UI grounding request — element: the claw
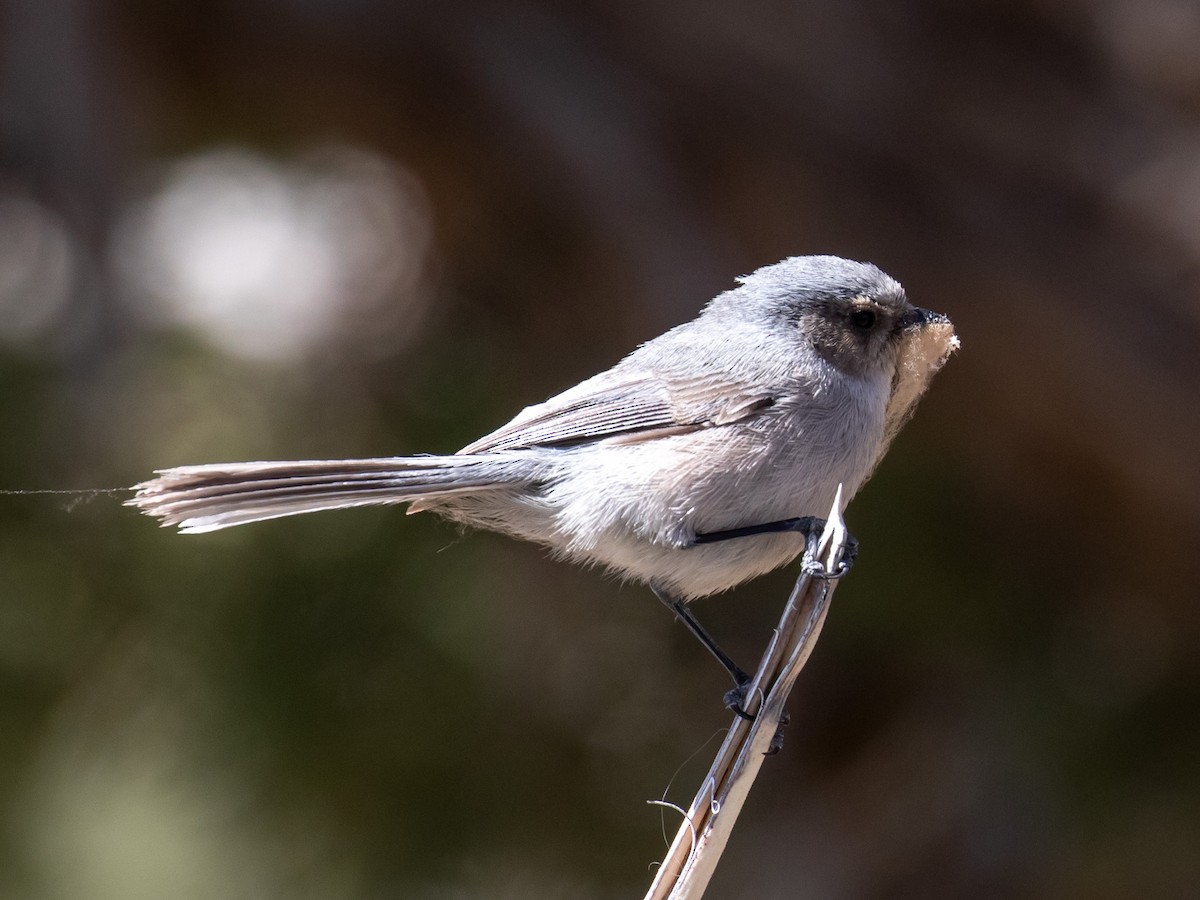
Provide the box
[766,711,791,755]
[723,682,756,721]
[698,515,858,579]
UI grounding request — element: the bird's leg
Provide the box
[664,516,858,724]
[692,515,859,579]
[651,584,755,720]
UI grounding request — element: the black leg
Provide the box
[651,584,755,720]
[693,515,859,579]
[692,515,823,545]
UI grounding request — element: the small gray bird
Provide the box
[130,255,957,690]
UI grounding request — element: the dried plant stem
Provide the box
[644,487,849,900]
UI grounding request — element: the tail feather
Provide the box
[128,456,513,533]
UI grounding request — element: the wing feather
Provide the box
[459,370,773,454]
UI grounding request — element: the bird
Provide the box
[129,255,958,694]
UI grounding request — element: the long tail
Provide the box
[127,455,517,533]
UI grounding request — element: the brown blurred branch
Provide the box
[645,488,848,900]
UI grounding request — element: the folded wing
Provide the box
[460,370,774,454]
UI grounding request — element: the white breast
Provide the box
[543,371,890,598]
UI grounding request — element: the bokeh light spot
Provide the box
[113,145,433,361]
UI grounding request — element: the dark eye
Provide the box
[850,309,876,330]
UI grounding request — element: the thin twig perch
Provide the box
[645,486,849,900]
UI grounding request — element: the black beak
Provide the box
[901,307,949,330]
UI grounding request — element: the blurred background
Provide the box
[1,1,1198,897]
